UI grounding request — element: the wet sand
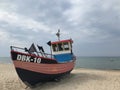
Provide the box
[0,64,120,90]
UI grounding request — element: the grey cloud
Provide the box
[13,0,70,20]
[0,0,120,56]
[65,0,120,41]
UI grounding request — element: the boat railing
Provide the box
[10,46,54,59]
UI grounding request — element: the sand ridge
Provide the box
[0,64,120,90]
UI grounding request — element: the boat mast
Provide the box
[56,29,60,41]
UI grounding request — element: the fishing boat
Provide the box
[10,30,76,86]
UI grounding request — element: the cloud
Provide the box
[63,0,120,41]
[0,10,51,33]
[0,0,120,56]
[0,0,70,45]
[0,28,27,47]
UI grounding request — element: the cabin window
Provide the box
[63,42,69,50]
[58,43,63,51]
[52,44,58,52]
[52,42,71,52]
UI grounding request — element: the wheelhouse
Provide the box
[51,39,74,62]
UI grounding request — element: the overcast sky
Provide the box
[0,0,120,57]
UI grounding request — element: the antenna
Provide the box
[56,29,60,41]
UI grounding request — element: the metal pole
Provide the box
[56,29,60,41]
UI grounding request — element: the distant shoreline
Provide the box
[0,57,120,70]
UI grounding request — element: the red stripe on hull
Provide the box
[13,61,75,74]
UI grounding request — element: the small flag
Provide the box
[28,43,37,53]
[37,45,44,52]
[47,41,51,46]
[24,47,28,52]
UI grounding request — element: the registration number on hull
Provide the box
[17,54,41,63]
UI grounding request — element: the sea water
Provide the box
[0,57,120,69]
[76,57,120,69]
[0,57,12,64]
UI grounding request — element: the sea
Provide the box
[0,57,120,70]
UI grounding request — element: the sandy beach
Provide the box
[0,63,120,90]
